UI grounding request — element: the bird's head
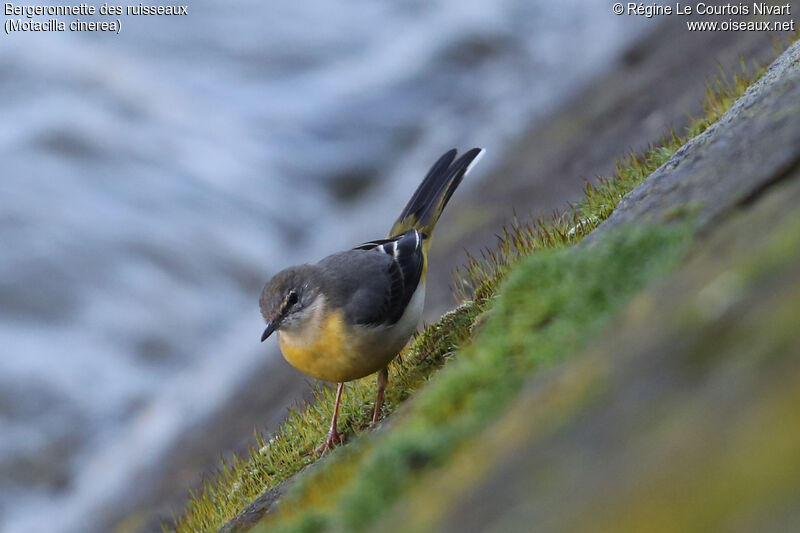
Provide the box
[259,265,320,342]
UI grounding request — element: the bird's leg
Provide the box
[311,382,345,456]
[372,367,388,424]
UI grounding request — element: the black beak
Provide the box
[261,321,276,342]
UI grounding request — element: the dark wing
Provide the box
[344,229,424,325]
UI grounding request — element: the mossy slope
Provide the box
[171,33,800,533]
[400,161,800,533]
[261,224,693,533]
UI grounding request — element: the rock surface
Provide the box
[217,481,289,533]
[585,41,800,241]
[379,42,800,533]
[427,15,796,313]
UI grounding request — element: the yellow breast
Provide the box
[277,308,393,382]
[276,287,423,383]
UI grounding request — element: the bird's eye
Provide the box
[287,291,298,306]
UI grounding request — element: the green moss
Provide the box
[663,201,704,222]
[378,191,800,533]
[556,192,800,533]
[169,33,798,533]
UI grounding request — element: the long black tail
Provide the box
[389,148,484,242]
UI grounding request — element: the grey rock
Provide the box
[584,41,800,244]
[389,41,800,533]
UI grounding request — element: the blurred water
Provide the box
[0,1,648,530]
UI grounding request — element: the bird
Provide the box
[259,147,485,455]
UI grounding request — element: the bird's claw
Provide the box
[308,428,345,457]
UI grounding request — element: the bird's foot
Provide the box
[308,428,345,457]
[371,406,382,426]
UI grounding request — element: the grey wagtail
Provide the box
[259,147,484,455]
